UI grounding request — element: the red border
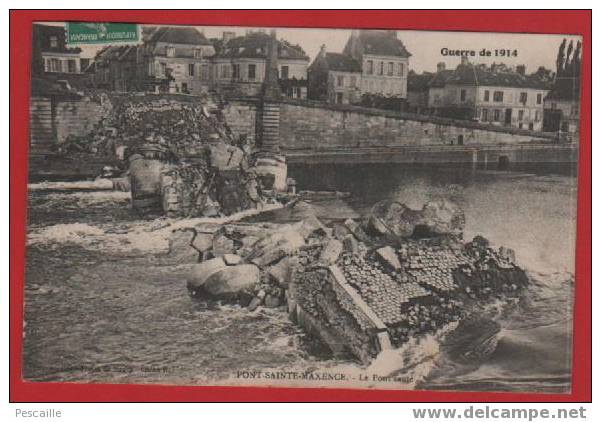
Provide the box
[10,9,592,402]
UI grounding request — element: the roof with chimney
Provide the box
[352,30,412,58]
[146,26,212,46]
[444,64,552,90]
[323,52,362,73]
[214,31,309,60]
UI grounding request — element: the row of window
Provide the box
[480,108,541,122]
[44,57,78,73]
[165,46,204,59]
[365,60,405,77]
[482,89,543,105]
[335,74,359,88]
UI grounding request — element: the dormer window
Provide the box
[166,46,175,57]
[49,35,58,48]
[193,48,203,59]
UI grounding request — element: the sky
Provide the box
[45,22,582,74]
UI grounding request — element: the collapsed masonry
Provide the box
[181,198,528,364]
[61,92,287,217]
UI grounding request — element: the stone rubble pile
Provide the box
[61,92,285,217]
[179,198,529,362]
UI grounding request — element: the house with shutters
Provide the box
[308,46,362,104]
[32,24,84,76]
[211,30,310,98]
[430,58,551,131]
[137,26,215,94]
[342,30,411,100]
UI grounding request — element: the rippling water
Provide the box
[23,164,577,393]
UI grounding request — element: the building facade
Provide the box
[211,30,309,98]
[137,26,215,94]
[32,24,83,77]
[342,30,411,99]
[429,60,551,131]
[308,47,362,104]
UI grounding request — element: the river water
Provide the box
[23,164,577,393]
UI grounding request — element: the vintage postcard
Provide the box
[23,20,581,394]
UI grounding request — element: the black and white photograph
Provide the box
[24,21,581,393]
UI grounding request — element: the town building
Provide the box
[92,45,139,91]
[32,24,84,76]
[342,30,411,100]
[428,58,551,131]
[406,70,434,113]
[136,26,216,94]
[308,46,362,104]
[211,30,309,98]
[543,39,581,141]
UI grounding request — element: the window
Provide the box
[493,91,504,102]
[159,62,167,76]
[460,89,467,102]
[67,59,77,73]
[49,35,58,48]
[221,64,230,79]
[350,75,357,87]
[519,92,527,104]
[337,75,344,87]
[201,64,210,80]
[166,46,176,57]
[50,58,61,73]
[181,82,188,93]
[537,93,543,104]
[188,63,195,77]
[493,109,501,121]
[248,64,256,80]
[484,90,490,102]
[336,92,343,104]
[398,63,404,77]
[518,110,524,121]
[232,64,240,80]
[366,60,373,75]
[481,108,488,121]
[194,48,203,59]
[457,135,464,145]
[388,62,394,76]
[281,65,289,79]
[379,61,384,75]
[535,110,541,122]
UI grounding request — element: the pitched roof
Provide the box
[357,30,411,58]
[324,52,362,72]
[147,26,211,46]
[445,64,552,89]
[407,72,434,92]
[427,69,453,88]
[546,77,580,101]
[215,32,309,60]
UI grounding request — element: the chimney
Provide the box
[437,62,446,72]
[222,31,235,44]
[319,44,327,57]
[516,64,526,75]
[347,30,360,60]
[460,55,469,66]
[490,62,498,73]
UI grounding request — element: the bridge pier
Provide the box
[254,29,288,191]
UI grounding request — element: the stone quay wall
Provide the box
[277,99,556,151]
